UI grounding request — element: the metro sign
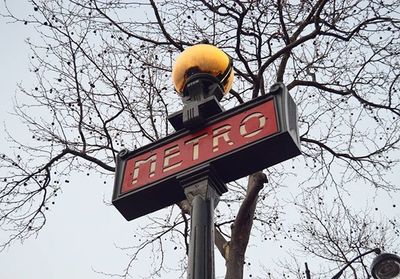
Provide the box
[113,86,301,220]
[122,100,277,194]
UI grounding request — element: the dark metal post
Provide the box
[305,262,311,279]
[186,190,214,279]
[178,165,227,279]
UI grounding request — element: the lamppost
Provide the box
[371,252,400,279]
[112,43,301,279]
[170,44,234,278]
[326,248,400,279]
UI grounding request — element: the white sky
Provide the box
[0,2,399,279]
[0,3,225,278]
[0,3,135,279]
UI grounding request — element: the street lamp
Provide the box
[112,42,301,279]
[169,44,234,130]
[371,252,400,279]
[329,248,400,279]
[170,43,234,279]
[172,43,234,95]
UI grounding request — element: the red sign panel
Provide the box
[121,99,278,195]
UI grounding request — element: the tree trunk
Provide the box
[224,172,267,279]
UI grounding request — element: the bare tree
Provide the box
[273,191,400,279]
[1,0,399,278]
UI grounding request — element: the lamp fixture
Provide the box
[371,252,400,279]
[169,44,234,130]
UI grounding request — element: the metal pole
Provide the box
[178,165,227,279]
[305,262,311,279]
[187,191,215,279]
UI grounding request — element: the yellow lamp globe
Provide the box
[172,44,234,95]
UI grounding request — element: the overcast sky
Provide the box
[0,11,172,274]
[0,3,136,278]
[0,3,229,278]
[1,2,399,279]
[0,4,282,278]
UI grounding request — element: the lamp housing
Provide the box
[169,44,234,130]
[371,253,400,279]
[172,44,234,95]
